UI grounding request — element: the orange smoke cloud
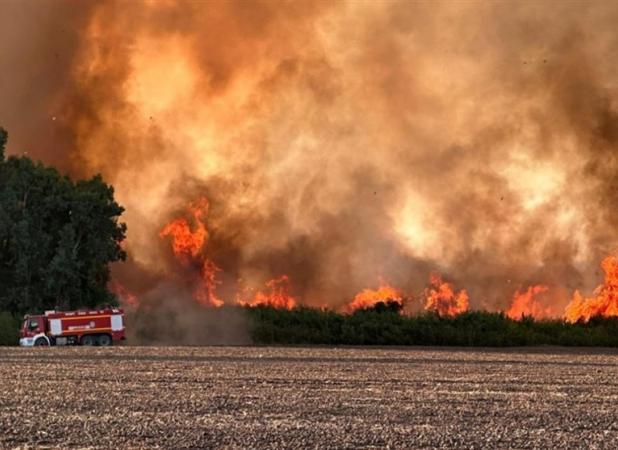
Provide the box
[423,274,469,317]
[3,2,618,315]
[565,255,618,323]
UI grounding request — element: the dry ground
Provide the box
[1,346,618,449]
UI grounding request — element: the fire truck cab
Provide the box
[19,308,125,346]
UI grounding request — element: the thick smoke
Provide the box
[126,284,250,345]
[1,0,618,316]
[0,0,95,166]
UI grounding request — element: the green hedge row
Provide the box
[247,303,618,347]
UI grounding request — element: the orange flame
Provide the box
[160,198,223,307]
[505,285,551,320]
[237,275,297,310]
[423,273,469,317]
[194,260,224,307]
[159,198,209,260]
[344,283,403,313]
[565,255,618,323]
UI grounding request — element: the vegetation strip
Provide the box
[247,304,618,347]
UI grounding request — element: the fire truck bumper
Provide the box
[19,337,34,347]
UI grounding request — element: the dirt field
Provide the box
[1,347,618,449]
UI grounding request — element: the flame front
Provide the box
[154,196,618,324]
[423,274,469,317]
[506,285,551,320]
[564,256,618,323]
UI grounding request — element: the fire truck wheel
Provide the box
[97,334,112,346]
[81,335,95,346]
[34,337,49,346]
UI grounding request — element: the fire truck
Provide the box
[19,308,126,346]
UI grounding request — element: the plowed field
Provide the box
[1,347,617,448]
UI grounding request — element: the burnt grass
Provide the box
[2,346,618,449]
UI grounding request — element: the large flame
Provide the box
[423,274,469,317]
[505,285,551,320]
[159,198,209,261]
[160,198,223,307]
[564,255,618,323]
[344,283,403,313]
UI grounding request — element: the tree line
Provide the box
[247,302,618,347]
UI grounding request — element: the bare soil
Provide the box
[1,346,617,449]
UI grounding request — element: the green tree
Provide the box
[0,127,126,315]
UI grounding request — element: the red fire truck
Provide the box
[19,308,126,346]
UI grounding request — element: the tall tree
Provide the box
[0,127,126,314]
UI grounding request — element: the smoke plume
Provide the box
[2,0,618,317]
